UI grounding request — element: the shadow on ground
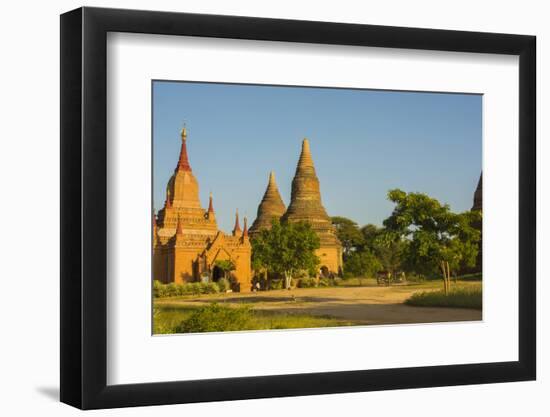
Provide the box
[36,386,59,401]
[217,295,342,304]
[268,302,481,325]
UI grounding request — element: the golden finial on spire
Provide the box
[181,122,187,141]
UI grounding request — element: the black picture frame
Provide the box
[60,6,536,410]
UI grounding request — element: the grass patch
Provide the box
[153,303,351,334]
[337,277,378,287]
[405,285,482,310]
[458,272,482,281]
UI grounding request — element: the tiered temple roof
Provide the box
[155,127,218,241]
[249,171,286,237]
[281,139,341,249]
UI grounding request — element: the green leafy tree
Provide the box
[344,250,382,277]
[384,189,481,294]
[331,216,364,259]
[251,219,321,289]
[372,231,407,282]
[360,224,383,252]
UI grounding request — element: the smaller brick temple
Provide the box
[249,171,286,238]
[153,127,252,291]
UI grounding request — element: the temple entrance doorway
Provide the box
[212,266,224,282]
[320,266,329,278]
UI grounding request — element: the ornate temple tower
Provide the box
[249,171,286,238]
[282,138,343,276]
[156,127,218,235]
[153,127,252,291]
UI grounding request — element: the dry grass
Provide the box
[405,284,482,310]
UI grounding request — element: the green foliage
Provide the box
[360,224,383,252]
[297,278,317,288]
[318,278,331,287]
[203,282,220,294]
[339,277,376,287]
[384,189,481,277]
[217,277,230,292]
[153,306,182,334]
[214,259,235,273]
[294,270,310,279]
[458,272,482,281]
[153,280,220,298]
[406,286,482,309]
[340,222,406,279]
[153,279,164,297]
[373,231,407,276]
[405,273,426,283]
[252,219,321,288]
[295,277,343,288]
[214,259,236,282]
[344,250,382,277]
[269,279,284,290]
[154,303,350,334]
[174,303,253,333]
[331,216,365,258]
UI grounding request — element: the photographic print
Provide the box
[152,81,482,335]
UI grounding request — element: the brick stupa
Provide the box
[281,138,343,276]
[249,171,286,238]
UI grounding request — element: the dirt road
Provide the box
[155,285,482,325]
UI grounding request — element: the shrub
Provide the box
[217,277,230,292]
[294,270,310,279]
[333,277,343,286]
[190,283,200,294]
[318,278,331,287]
[206,282,220,294]
[153,280,164,297]
[153,281,221,298]
[174,303,253,333]
[297,278,317,288]
[165,283,178,297]
[181,284,194,296]
[406,273,426,283]
[269,279,283,290]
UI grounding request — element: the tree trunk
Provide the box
[445,261,451,292]
[441,261,448,295]
[284,271,292,290]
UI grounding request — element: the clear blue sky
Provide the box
[153,81,482,233]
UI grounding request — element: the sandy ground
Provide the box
[155,285,482,325]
